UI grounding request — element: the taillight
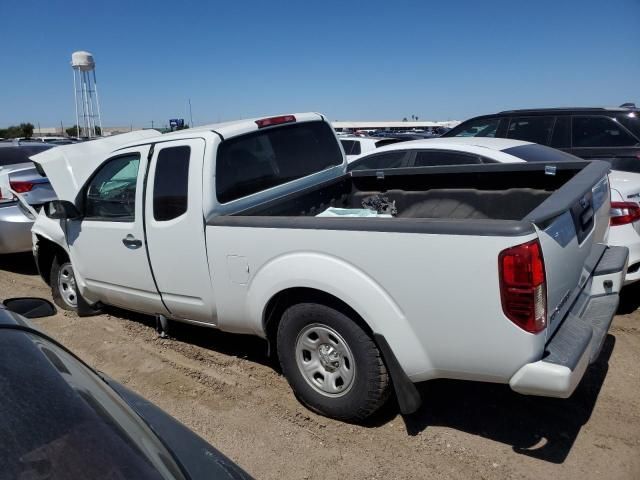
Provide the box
[255,115,296,128]
[499,240,547,333]
[610,201,640,226]
[9,180,35,193]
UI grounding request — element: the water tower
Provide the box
[71,51,103,138]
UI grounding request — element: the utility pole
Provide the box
[188,98,194,128]
[151,120,154,129]
[60,121,64,136]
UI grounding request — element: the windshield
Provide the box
[444,117,500,138]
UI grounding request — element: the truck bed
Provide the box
[231,162,591,224]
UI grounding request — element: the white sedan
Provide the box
[348,137,640,284]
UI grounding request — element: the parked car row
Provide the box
[19,112,625,425]
[348,136,640,284]
[0,142,57,254]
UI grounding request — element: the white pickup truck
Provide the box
[31,113,627,421]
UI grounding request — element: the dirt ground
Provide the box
[1,253,639,480]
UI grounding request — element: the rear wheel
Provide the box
[50,256,78,311]
[277,303,390,421]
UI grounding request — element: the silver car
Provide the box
[0,142,57,254]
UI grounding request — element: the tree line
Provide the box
[0,123,34,138]
[0,123,102,139]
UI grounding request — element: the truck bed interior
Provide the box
[237,165,582,221]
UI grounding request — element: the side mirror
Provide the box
[44,200,81,220]
[3,297,57,319]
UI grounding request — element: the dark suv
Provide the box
[443,105,640,172]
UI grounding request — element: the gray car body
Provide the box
[0,144,56,254]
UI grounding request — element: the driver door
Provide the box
[66,145,168,314]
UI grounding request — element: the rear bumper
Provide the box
[509,245,627,398]
[0,203,34,254]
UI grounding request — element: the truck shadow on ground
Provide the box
[105,305,613,465]
[105,306,273,368]
[0,253,38,276]
[617,282,640,314]
[398,335,615,464]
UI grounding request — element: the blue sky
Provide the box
[1,0,638,128]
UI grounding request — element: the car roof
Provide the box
[495,107,639,115]
[371,137,532,153]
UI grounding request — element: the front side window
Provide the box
[348,151,408,171]
[572,116,639,148]
[446,117,500,137]
[85,154,140,220]
[413,150,481,167]
[506,116,555,145]
[216,121,343,203]
[153,146,190,221]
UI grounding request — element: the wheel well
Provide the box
[35,236,68,286]
[263,287,373,356]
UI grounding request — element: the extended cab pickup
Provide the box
[31,113,627,421]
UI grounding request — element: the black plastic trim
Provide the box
[373,333,422,415]
[208,215,535,236]
[593,246,629,276]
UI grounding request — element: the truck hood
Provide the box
[29,130,160,203]
[609,169,640,203]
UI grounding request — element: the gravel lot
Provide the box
[1,252,639,479]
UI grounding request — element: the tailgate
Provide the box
[526,161,612,336]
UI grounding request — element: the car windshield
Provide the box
[445,118,500,137]
[0,145,52,167]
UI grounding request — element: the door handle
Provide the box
[122,235,142,249]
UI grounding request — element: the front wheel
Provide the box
[50,256,79,311]
[277,303,391,421]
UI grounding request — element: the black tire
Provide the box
[277,303,390,421]
[50,256,79,311]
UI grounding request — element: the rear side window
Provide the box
[348,151,408,171]
[615,113,640,140]
[413,150,481,167]
[216,121,343,203]
[502,144,580,162]
[506,116,554,145]
[340,140,361,156]
[572,116,639,147]
[447,118,500,137]
[153,146,190,221]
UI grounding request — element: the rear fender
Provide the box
[246,252,431,378]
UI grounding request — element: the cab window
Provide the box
[153,146,190,221]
